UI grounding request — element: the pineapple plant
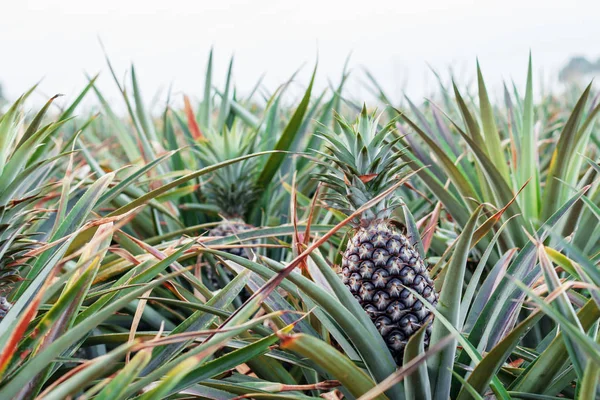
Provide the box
[196,121,260,259]
[318,106,439,363]
[3,52,600,400]
[193,121,262,295]
[0,91,67,319]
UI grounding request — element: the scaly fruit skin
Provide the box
[208,220,257,259]
[342,222,438,363]
[207,220,257,299]
[0,296,11,320]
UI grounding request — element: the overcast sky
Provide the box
[2,0,600,111]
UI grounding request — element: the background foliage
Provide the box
[0,51,599,399]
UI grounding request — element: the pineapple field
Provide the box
[1,50,600,400]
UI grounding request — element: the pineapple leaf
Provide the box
[403,321,432,400]
[255,64,316,193]
[280,333,387,400]
[428,205,481,399]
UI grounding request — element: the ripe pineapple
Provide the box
[318,106,439,363]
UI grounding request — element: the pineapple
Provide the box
[196,121,259,259]
[0,202,38,320]
[0,92,62,318]
[318,106,438,363]
[0,296,12,319]
[195,122,260,294]
[208,219,255,258]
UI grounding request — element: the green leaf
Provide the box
[512,280,600,368]
[75,240,196,325]
[308,249,379,333]
[0,268,190,399]
[477,60,510,183]
[461,187,586,364]
[68,151,277,251]
[110,152,276,217]
[428,206,481,400]
[396,108,480,209]
[578,322,600,399]
[198,249,401,397]
[541,84,592,220]
[403,322,432,400]
[137,313,284,400]
[255,64,316,191]
[510,301,600,393]
[457,311,542,399]
[449,119,527,246]
[402,202,425,259]
[8,172,114,310]
[90,81,141,162]
[200,47,213,129]
[453,371,485,400]
[160,333,296,397]
[38,342,138,400]
[0,119,70,200]
[94,348,152,400]
[131,65,160,145]
[16,94,62,149]
[142,270,250,374]
[518,54,540,220]
[460,218,515,327]
[0,87,37,174]
[538,245,587,377]
[408,288,510,400]
[280,333,388,400]
[216,57,234,133]
[396,150,473,240]
[59,74,99,121]
[96,151,175,207]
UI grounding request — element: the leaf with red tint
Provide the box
[184,95,204,141]
[290,174,309,275]
[421,202,442,254]
[359,173,378,183]
[0,267,55,375]
[509,358,525,368]
[162,280,188,302]
[472,179,529,247]
[303,184,320,248]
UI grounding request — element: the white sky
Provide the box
[2,0,600,111]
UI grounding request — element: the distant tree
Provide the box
[559,56,600,82]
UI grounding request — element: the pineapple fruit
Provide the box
[208,219,255,258]
[319,106,438,363]
[0,296,11,319]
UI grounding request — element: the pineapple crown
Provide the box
[316,105,407,227]
[195,121,260,219]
